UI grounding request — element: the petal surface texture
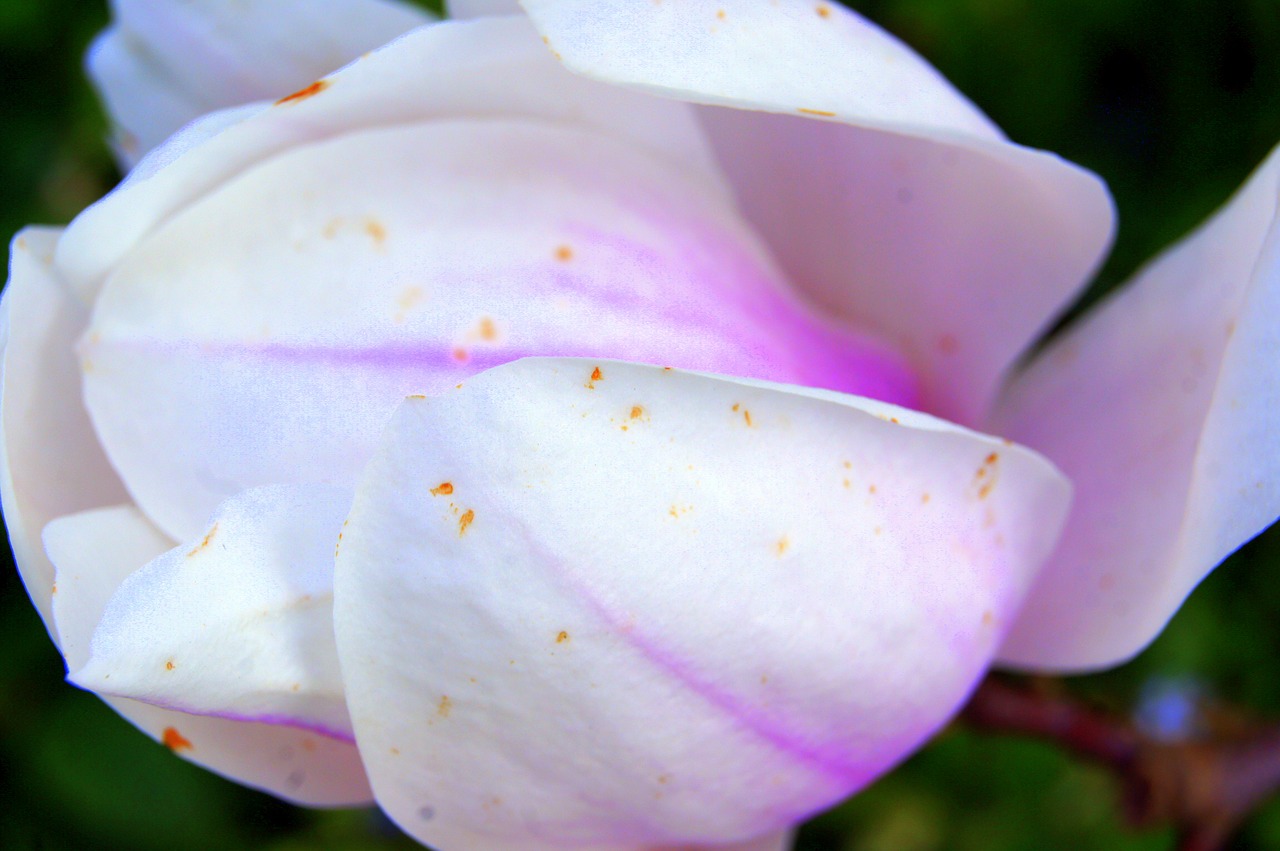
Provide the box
[68,485,354,740]
[82,118,915,542]
[334,358,1071,850]
[58,16,728,300]
[520,0,1115,424]
[89,0,432,165]
[993,145,1280,670]
[0,229,128,634]
[45,503,372,805]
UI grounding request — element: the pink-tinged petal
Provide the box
[89,0,432,166]
[45,503,372,805]
[58,16,726,302]
[83,119,916,542]
[67,485,354,741]
[992,145,1280,671]
[520,0,1115,424]
[0,228,128,635]
[447,0,522,18]
[334,359,1070,850]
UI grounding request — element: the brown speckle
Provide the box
[431,482,454,496]
[798,107,837,117]
[716,8,726,19]
[276,79,329,105]
[586,365,603,388]
[974,452,1000,500]
[162,727,193,752]
[981,611,995,626]
[452,347,469,362]
[50,581,57,596]
[364,218,387,246]
[556,630,570,644]
[437,696,452,718]
[477,316,498,341]
[775,535,790,556]
[164,659,175,671]
[458,509,475,536]
[555,244,574,262]
[816,3,832,17]
[743,409,753,427]
[921,493,931,504]
[187,523,219,557]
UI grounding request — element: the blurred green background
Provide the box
[1,0,1279,849]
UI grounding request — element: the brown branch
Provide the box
[960,676,1280,850]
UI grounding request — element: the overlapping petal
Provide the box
[82,118,914,542]
[334,358,1070,850]
[58,16,727,302]
[992,146,1280,670]
[45,502,372,805]
[89,0,432,166]
[68,485,353,740]
[520,0,1115,424]
[0,229,128,633]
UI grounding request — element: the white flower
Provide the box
[3,2,1276,849]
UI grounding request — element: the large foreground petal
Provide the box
[993,145,1280,670]
[334,359,1070,850]
[520,0,1114,424]
[89,0,432,165]
[68,485,354,741]
[0,229,128,634]
[45,504,371,805]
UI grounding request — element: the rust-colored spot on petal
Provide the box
[452,347,469,363]
[816,3,832,17]
[437,695,452,717]
[50,581,57,595]
[775,535,789,556]
[982,610,995,626]
[458,509,475,536]
[798,107,837,117]
[162,727,193,752]
[743,409,753,427]
[364,218,387,245]
[164,659,175,671]
[591,366,603,382]
[630,405,645,420]
[431,482,454,497]
[477,316,498,341]
[187,522,219,557]
[921,493,931,504]
[555,244,574,262]
[556,630,569,644]
[716,8,726,19]
[974,452,1000,500]
[276,79,329,105]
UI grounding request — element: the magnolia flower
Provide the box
[3,1,1277,849]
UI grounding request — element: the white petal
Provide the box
[448,0,522,18]
[45,503,371,805]
[334,358,1070,850]
[68,485,353,740]
[59,16,725,301]
[0,229,128,635]
[993,144,1280,671]
[83,118,914,542]
[90,0,432,166]
[520,0,1115,424]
